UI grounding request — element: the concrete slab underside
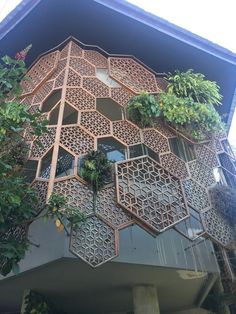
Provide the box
[0,258,216,314]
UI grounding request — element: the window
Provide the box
[39,149,53,179]
[96,69,120,87]
[48,104,59,125]
[98,137,126,162]
[129,144,159,162]
[21,160,38,183]
[175,207,204,240]
[169,137,195,162]
[41,90,61,112]
[55,147,74,178]
[62,103,78,125]
[96,98,123,121]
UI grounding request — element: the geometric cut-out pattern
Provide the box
[115,156,188,233]
[70,215,118,267]
[108,57,158,94]
[201,208,234,247]
[22,38,236,271]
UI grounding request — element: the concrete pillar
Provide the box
[20,289,30,313]
[133,285,160,314]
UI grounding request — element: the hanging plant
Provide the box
[126,92,161,128]
[160,69,224,141]
[79,150,112,211]
[126,70,224,141]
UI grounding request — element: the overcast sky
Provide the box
[1,0,236,144]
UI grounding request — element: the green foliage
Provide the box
[23,290,66,314]
[79,150,112,193]
[0,176,39,276]
[79,150,112,210]
[0,51,49,276]
[126,70,224,141]
[127,92,161,127]
[160,70,224,140]
[166,69,222,105]
[45,193,86,234]
[160,92,224,141]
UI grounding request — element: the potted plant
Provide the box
[126,91,161,128]
[79,150,112,211]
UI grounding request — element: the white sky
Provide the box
[1,0,236,145]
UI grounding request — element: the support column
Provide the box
[20,289,30,313]
[133,285,160,314]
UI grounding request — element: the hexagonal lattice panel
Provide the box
[48,59,67,80]
[60,126,95,155]
[0,225,28,274]
[206,138,223,153]
[80,111,111,136]
[70,42,83,57]
[108,57,158,93]
[83,77,110,98]
[219,153,236,175]
[110,87,134,107]
[160,152,189,180]
[96,187,133,229]
[69,57,95,76]
[33,81,54,104]
[53,177,94,215]
[21,51,59,95]
[115,156,188,232]
[84,50,108,68]
[143,129,170,154]
[54,70,65,89]
[194,144,218,168]
[31,180,49,212]
[30,127,56,158]
[183,179,210,211]
[112,120,141,146]
[201,208,235,247]
[153,121,177,139]
[65,87,96,110]
[188,160,215,188]
[22,40,236,261]
[66,68,81,87]
[70,215,118,267]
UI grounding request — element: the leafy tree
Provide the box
[0,47,85,276]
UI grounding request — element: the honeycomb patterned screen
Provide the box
[18,40,236,267]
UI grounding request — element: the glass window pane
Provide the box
[96,98,123,121]
[21,160,38,183]
[62,103,78,125]
[48,104,59,125]
[39,148,53,179]
[41,90,61,113]
[169,137,195,162]
[129,144,144,159]
[96,69,121,87]
[98,137,126,162]
[56,147,74,178]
